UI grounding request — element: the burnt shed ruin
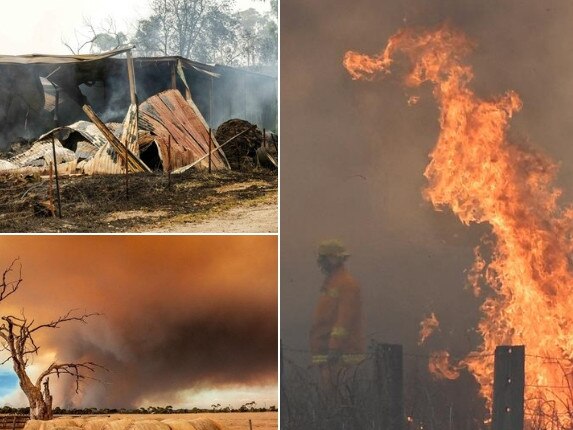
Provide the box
[0,46,277,174]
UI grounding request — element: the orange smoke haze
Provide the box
[345,23,573,424]
[0,236,277,408]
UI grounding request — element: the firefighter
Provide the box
[310,239,366,392]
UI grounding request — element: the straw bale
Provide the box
[101,419,135,430]
[84,418,119,430]
[161,420,196,430]
[130,420,171,430]
[188,418,225,430]
[24,420,42,430]
[26,419,84,430]
[50,426,84,430]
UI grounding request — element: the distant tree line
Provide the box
[0,405,278,415]
[63,0,278,70]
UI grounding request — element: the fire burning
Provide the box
[418,312,439,345]
[344,24,573,423]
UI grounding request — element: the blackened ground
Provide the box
[0,170,277,232]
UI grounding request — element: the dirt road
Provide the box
[148,202,277,233]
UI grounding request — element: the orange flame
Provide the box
[428,350,461,380]
[418,312,439,345]
[344,23,573,423]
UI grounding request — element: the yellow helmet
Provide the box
[317,240,350,258]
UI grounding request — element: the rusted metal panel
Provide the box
[139,90,229,171]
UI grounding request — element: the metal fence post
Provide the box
[375,343,404,430]
[492,345,525,430]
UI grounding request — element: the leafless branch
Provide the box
[29,310,101,333]
[36,361,107,392]
[0,258,22,303]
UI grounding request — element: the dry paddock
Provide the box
[25,413,276,430]
[0,170,277,233]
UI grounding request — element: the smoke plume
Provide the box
[0,236,277,408]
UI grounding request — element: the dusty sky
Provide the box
[0,0,270,55]
[281,0,573,425]
[0,235,277,409]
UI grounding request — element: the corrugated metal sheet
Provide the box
[38,121,108,148]
[0,160,17,170]
[75,141,98,160]
[139,90,229,171]
[8,140,75,167]
[81,143,124,175]
[0,46,133,65]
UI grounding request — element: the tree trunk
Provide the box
[22,381,53,420]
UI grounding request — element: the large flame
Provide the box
[344,24,573,423]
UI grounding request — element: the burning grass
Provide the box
[0,170,277,233]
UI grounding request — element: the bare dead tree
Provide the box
[0,259,103,420]
[62,16,128,55]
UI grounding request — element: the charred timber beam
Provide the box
[82,104,151,173]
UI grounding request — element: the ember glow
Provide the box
[344,24,573,421]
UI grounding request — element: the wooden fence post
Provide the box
[374,343,404,430]
[492,345,525,430]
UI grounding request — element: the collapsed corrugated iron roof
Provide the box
[3,89,231,174]
[0,47,277,150]
[139,89,229,171]
[0,46,134,65]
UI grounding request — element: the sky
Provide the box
[0,0,270,55]
[0,235,277,409]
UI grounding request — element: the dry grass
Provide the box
[0,170,277,233]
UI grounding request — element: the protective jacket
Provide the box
[310,266,365,366]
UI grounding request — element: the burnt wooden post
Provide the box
[51,135,62,218]
[208,128,212,173]
[210,75,214,126]
[375,343,404,430]
[167,135,172,189]
[492,345,525,430]
[171,61,177,90]
[52,88,62,218]
[125,50,138,200]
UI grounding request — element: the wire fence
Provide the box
[281,343,573,430]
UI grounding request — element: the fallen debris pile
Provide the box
[0,90,231,175]
[215,119,277,170]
